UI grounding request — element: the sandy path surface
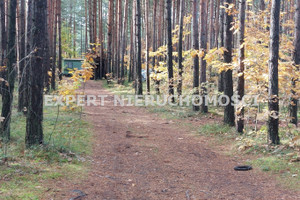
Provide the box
[52,81,300,200]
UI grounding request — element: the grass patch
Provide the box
[249,156,300,190]
[0,104,92,199]
[198,123,234,136]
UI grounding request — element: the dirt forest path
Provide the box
[55,81,300,200]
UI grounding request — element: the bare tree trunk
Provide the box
[107,0,114,74]
[200,0,208,113]
[223,0,235,126]
[51,0,58,90]
[24,0,33,110]
[145,0,150,94]
[18,0,26,112]
[58,0,62,81]
[85,0,88,52]
[155,0,165,94]
[152,0,157,76]
[136,0,143,95]
[0,0,6,66]
[73,14,77,57]
[44,0,51,93]
[166,0,174,102]
[268,0,281,145]
[237,0,246,133]
[215,0,220,48]
[192,0,200,111]
[177,0,184,96]
[218,0,225,92]
[98,0,103,79]
[0,0,7,97]
[129,2,134,82]
[26,0,48,147]
[93,0,97,44]
[209,0,215,49]
[290,0,300,126]
[117,0,122,81]
[120,0,129,83]
[0,0,17,141]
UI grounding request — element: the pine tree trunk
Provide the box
[200,0,208,113]
[218,0,225,92]
[85,0,88,52]
[177,0,184,96]
[268,0,281,145]
[289,0,299,126]
[237,0,246,133]
[0,0,5,66]
[166,0,174,102]
[51,0,58,90]
[0,0,17,141]
[73,14,77,57]
[145,0,150,94]
[17,0,26,112]
[192,0,200,111]
[44,1,51,93]
[107,0,114,74]
[152,0,157,85]
[0,0,7,96]
[117,0,122,81]
[26,0,48,147]
[136,0,143,95]
[215,0,220,48]
[209,0,215,49]
[129,3,134,82]
[93,0,97,44]
[24,0,33,110]
[120,0,129,83]
[58,0,62,81]
[223,0,235,126]
[98,0,103,79]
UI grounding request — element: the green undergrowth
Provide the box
[103,80,300,191]
[0,104,92,199]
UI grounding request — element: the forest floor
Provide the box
[51,80,300,200]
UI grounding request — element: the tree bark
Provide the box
[136,0,143,95]
[51,0,58,90]
[192,0,200,111]
[107,0,114,74]
[26,0,48,147]
[290,0,300,126]
[200,0,208,113]
[0,0,6,96]
[209,0,215,49]
[116,0,122,80]
[218,0,225,92]
[223,0,235,126]
[17,0,26,112]
[268,0,281,145]
[57,0,62,81]
[177,0,184,96]
[237,0,246,133]
[98,0,103,79]
[129,2,134,82]
[0,0,6,66]
[145,0,150,94]
[166,0,174,102]
[0,0,17,141]
[120,0,128,83]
